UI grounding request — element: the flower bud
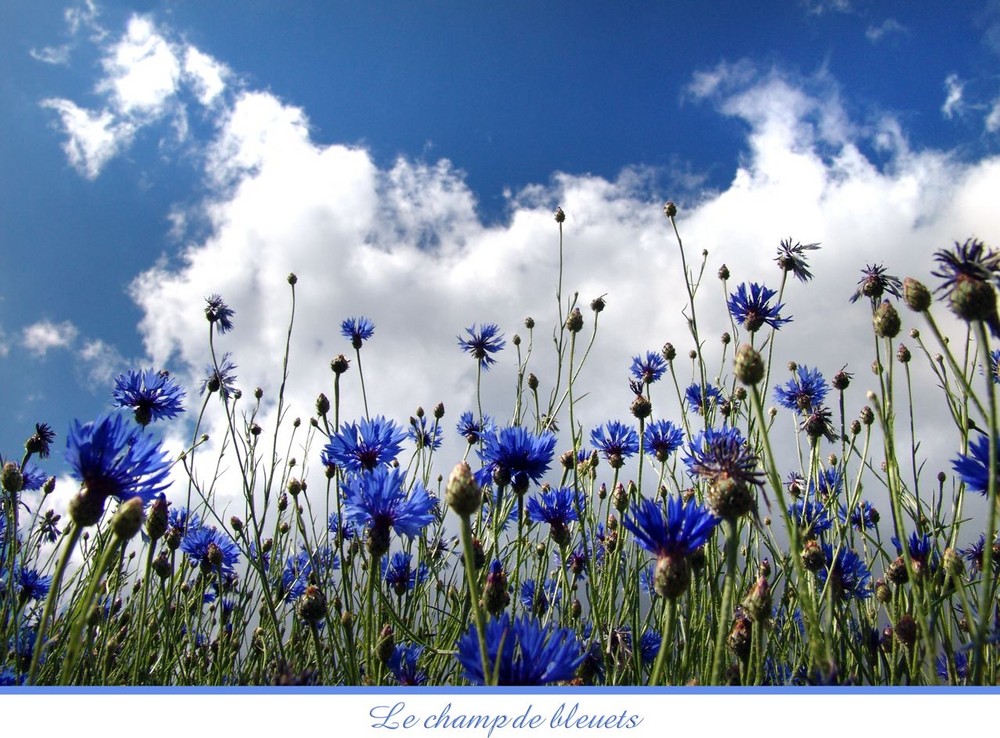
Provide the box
[903,277,931,312]
[734,344,765,385]
[111,497,145,541]
[873,300,901,338]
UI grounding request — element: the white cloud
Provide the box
[942,74,965,119]
[22,320,79,356]
[30,45,72,65]
[98,16,181,118]
[865,18,907,43]
[183,45,228,106]
[77,338,129,388]
[41,98,135,178]
[986,97,1000,133]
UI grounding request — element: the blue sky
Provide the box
[2,0,1000,498]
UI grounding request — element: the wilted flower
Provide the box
[205,294,235,334]
[932,238,1000,335]
[775,238,821,282]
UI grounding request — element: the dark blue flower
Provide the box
[774,365,828,414]
[327,512,357,541]
[527,487,584,546]
[809,467,843,500]
[181,526,241,577]
[205,294,235,334]
[113,368,186,426]
[456,614,584,685]
[936,650,970,681]
[65,414,171,523]
[684,382,723,414]
[892,531,938,573]
[520,578,561,616]
[562,543,590,579]
[630,351,668,385]
[987,350,1000,385]
[683,426,764,488]
[816,544,872,601]
[279,553,308,603]
[590,421,640,469]
[643,419,684,462]
[408,414,443,451]
[789,500,833,538]
[2,566,52,603]
[952,435,999,496]
[341,466,436,550]
[388,643,428,686]
[26,422,56,459]
[850,264,902,304]
[959,534,1000,574]
[727,282,791,332]
[456,411,495,445]
[838,500,879,531]
[341,316,375,349]
[478,426,556,492]
[639,630,662,665]
[622,495,719,559]
[458,323,505,371]
[322,416,407,473]
[775,238,821,282]
[0,455,49,491]
[200,352,238,399]
[168,507,201,535]
[382,551,428,595]
[932,239,1000,335]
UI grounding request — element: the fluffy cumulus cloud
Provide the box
[46,14,1000,513]
[21,320,79,356]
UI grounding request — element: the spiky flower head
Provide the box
[322,416,407,474]
[590,421,640,470]
[25,422,55,459]
[788,500,832,540]
[849,264,902,304]
[341,466,436,557]
[526,487,584,548]
[838,500,880,531]
[684,382,723,414]
[684,427,763,520]
[630,351,668,385]
[382,551,429,596]
[775,238,820,282]
[180,525,241,578]
[205,294,235,334]
[456,614,584,685]
[456,411,495,445]
[112,368,185,426]
[622,495,720,599]
[477,426,556,494]
[816,544,872,601]
[388,643,428,686]
[200,352,238,399]
[341,316,375,349]
[65,414,172,527]
[932,238,1000,334]
[458,323,505,370]
[727,282,791,333]
[643,420,684,463]
[801,406,838,443]
[951,434,1000,496]
[774,365,828,414]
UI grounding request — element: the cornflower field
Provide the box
[2,203,999,687]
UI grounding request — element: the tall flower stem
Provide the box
[710,518,738,684]
[648,597,677,685]
[355,347,370,420]
[458,511,493,686]
[27,522,82,684]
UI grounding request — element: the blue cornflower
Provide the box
[39,508,62,543]
[341,316,375,349]
[590,421,640,469]
[168,507,201,536]
[562,543,590,579]
[727,282,791,332]
[113,368,186,426]
[65,414,171,526]
[809,467,843,500]
[816,544,872,601]
[849,264,902,304]
[322,416,407,473]
[644,419,684,462]
[0,455,49,492]
[408,414,443,451]
[327,512,356,542]
[341,465,436,557]
[789,500,833,539]
[892,531,938,574]
[456,411,495,445]
[526,487,584,547]
[639,630,661,665]
[456,614,584,685]
[180,526,241,577]
[0,667,22,686]
[279,553,309,603]
[959,534,1000,574]
[684,382,723,414]
[388,643,428,686]
[205,294,235,334]
[936,650,970,682]
[932,238,1000,336]
[382,551,429,596]
[623,496,719,560]
[683,426,764,488]
[477,426,556,492]
[26,422,56,459]
[639,564,658,598]
[838,500,880,531]
[200,352,238,399]
[458,323,505,371]
[2,566,52,603]
[774,365,828,414]
[986,350,1000,384]
[775,238,821,282]
[520,578,560,616]
[952,435,999,496]
[630,351,668,385]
